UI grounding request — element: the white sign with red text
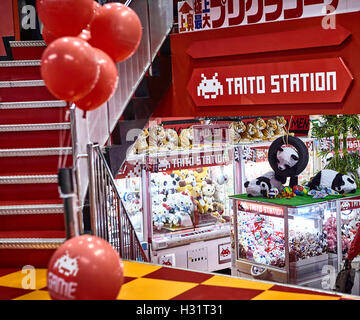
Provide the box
[178,0,360,33]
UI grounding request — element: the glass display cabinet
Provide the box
[144,146,235,271]
[230,193,360,289]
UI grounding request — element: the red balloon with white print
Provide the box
[47,235,124,300]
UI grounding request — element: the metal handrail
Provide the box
[87,143,148,261]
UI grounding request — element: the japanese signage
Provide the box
[238,200,285,218]
[187,58,353,106]
[178,0,359,33]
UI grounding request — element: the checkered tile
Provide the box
[0,261,358,300]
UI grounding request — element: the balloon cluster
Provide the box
[37,0,142,114]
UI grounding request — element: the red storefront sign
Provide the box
[187,58,353,107]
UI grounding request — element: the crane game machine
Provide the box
[143,123,235,272]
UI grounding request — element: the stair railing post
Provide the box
[58,167,79,239]
[87,143,99,236]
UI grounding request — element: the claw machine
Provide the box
[133,123,235,271]
[143,145,235,271]
[230,191,360,290]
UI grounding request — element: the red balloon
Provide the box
[42,26,59,45]
[89,3,143,62]
[47,235,124,300]
[41,37,100,102]
[36,0,94,37]
[74,48,118,112]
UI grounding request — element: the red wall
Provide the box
[0,0,15,56]
[162,11,360,118]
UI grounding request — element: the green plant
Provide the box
[311,114,360,187]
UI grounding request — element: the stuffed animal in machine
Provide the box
[153,204,170,230]
[164,128,179,150]
[240,123,258,142]
[253,118,267,140]
[262,118,277,140]
[148,125,167,151]
[244,171,286,197]
[179,127,193,149]
[274,116,287,136]
[201,180,216,211]
[193,167,209,185]
[307,169,356,194]
[133,129,149,154]
[229,121,246,144]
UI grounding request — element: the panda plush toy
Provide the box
[276,147,299,172]
[268,136,309,188]
[244,171,286,197]
[307,169,356,194]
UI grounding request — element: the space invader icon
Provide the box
[197,73,223,99]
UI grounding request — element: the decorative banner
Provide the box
[187,58,353,106]
[178,0,360,33]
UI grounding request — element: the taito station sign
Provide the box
[187,58,353,107]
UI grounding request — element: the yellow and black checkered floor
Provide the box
[0,261,357,300]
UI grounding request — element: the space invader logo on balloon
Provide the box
[47,235,124,300]
[47,252,79,299]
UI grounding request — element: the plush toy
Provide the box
[133,129,149,154]
[201,180,216,211]
[241,123,257,141]
[244,171,286,197]
[253,118,266,140]
[164,128,179,150]
[292,185,308,196]
[268,135,309,188]
[216,173,229,185]
[179,127,193,149]
[151,193,167,207]
[262,119,277,140]
[281,186,296,198]
[167,192,194,215]
[266,188,279,199]
[307,169,356,194]
[276,146,299,172]
[148,125,167,151]
[153,204,169,230]
[213,184,225,203]
[274,116,287,136]
[193,167,209,185]
[229,121,246,144]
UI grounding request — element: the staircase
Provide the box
[105,35,173,176]
[0,40,68,268]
